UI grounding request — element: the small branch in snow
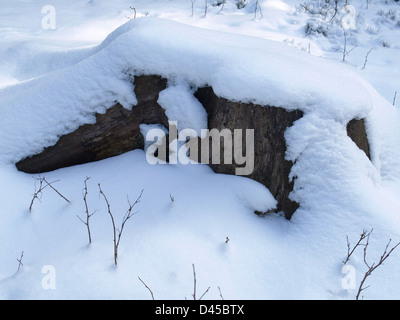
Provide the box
[219,0,226,12]
[329,0,339,22]
[254,0,263,19]
[42,177,70,204]
[218,286,225,300]
[127,6,137,20]
[29,176,46,211]
[356,233,400,300]
[77,177,96,244]
[342,28,358,62]
[118,191,143,249]
[362,48,373,70]
[98,183,117,265]
[29,176,70,212]
[343,229,373,264]
[199,286,211,300]
[191,0,197,17]
[138,276,155,300]
[191,263,210,300]
[98,183,143,266]
[16,251,24,272]
[299,3,313,15]
[192,263,197,300]
[393,91,397,106]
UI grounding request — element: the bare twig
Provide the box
[343,229,373,264]
[29,176,70,211]
[199,286,211,300]
[342,28,358,62]
[342,28,348,62]
[192,263,197,300]
[116,190,144,249]
[138,276,155,300]
[191,263,210,300]
[191,0,197,17]
[98,183,143,266]
[218,286,225,300]
[16,251,24,272]
[393,91,397,106]
[42,177,70,204]
[329,0,339,22]
[98,183,117,265]
[254,0,263,19]
[300,3,314,15]
[356,233,400,300]
[77,177,96,244]
[127,6,137,20]
[219,0,226,12]
[29,176,46,211]
[362,48,373,69]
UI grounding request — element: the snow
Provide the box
[0,0,400,300]
[158,83,208,137]
[0,17,380,165]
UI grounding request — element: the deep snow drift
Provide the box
[1,0,400,300]
[0,17,381,166]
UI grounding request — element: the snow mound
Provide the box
[0,17,381,166]
[1,3,400,300]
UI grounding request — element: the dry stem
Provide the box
[77,177,96,244]
[356,234,400,300]
[98,183,143,266]
[138,276,155,300]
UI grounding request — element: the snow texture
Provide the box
[0,0,400,300]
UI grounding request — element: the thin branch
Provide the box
[138,276,155,300]
[218,286,225,300]
[329,0,339,22]
[191,0,197,17]
[29,176,46,211]
[191,263,210,300]
[16,251,24,272]
[127,6,137,20]
[342,28,348,62]
[300,3,313,15]
[342,28,358,62]
[116,190,143,248]
[199,286,211,300]
[29,176,70,211]
[42,178,70,203]
[393,91,397,106]
[192,263,197,300]
[219,0,226,12]
[98,184,143,266]
[77,177,96,244]
[356,232,400,300]
[362,48,373,69]
[343,229,373,264]
[254,0,263,19]
[98,183,118,266]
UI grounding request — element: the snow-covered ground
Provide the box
[0,0,399,300]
